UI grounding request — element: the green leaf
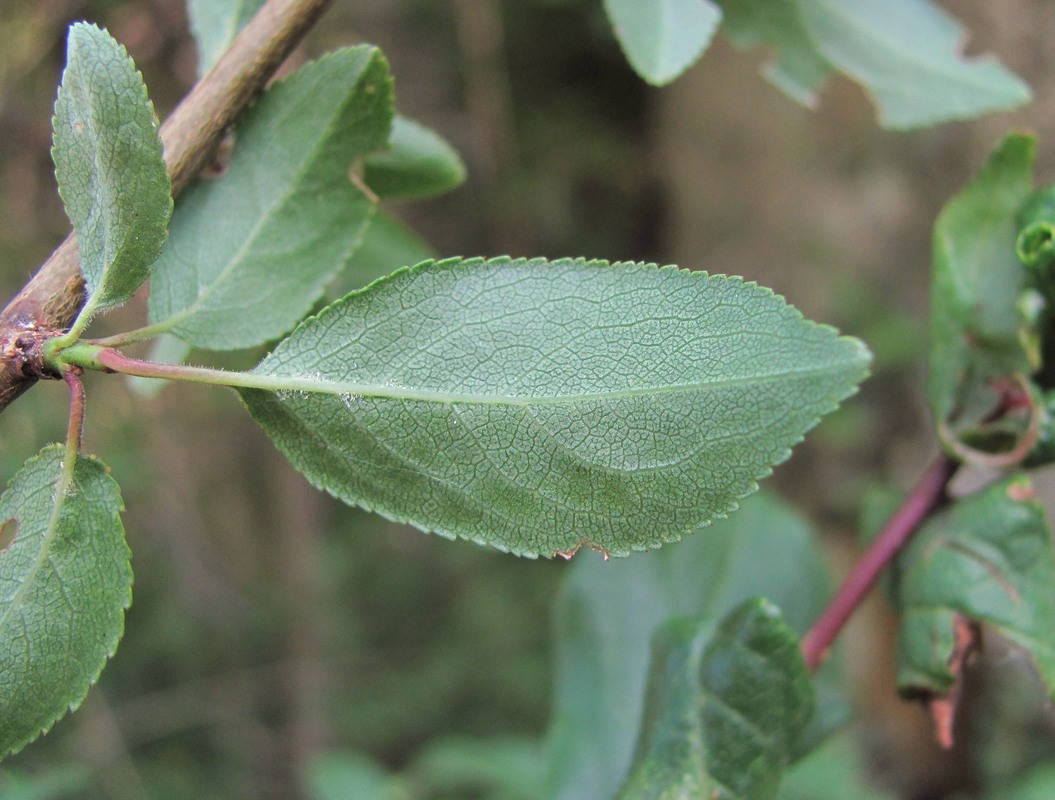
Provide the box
[928,134,1035,428]
[778,731,896,800]
[303,751,395,800]
[795,0,1031,129]
[187,0,266,76]
[329,211,434,299]
[147,46,393,350]
[51,22,171,324]
[363,116,466,200]
[407,736,546,800]
[0,445,131,758]
[894,475,1055,700]
[239,257,869,558]
[604,0,722,86]
[546,492,838,800]
[720,0,832,106]
[616,599,814,800]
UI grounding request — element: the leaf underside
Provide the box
[0,446,131,759]
[721,0,1030,128]
[52,22,171,317]
[604,0,722,86]
[147,45,394,350]
[240,256,870,558]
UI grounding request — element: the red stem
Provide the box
[64,370,86,454]
[801,454,957,672]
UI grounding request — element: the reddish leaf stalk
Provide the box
[63,370,86,454]
[801,454,957,672]
[0,0,336,414]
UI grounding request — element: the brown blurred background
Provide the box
[2,1,1055,798]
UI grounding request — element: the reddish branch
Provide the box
[801,454,958,672]
[0,0,335,413]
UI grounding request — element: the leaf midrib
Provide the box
[253,356,863,407]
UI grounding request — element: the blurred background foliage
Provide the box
[3,1,1055,798]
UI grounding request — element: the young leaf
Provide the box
[239,257,870,558]
[0,445,131,758]
[187,0,266,76]
[604,0,722,86]
[928,135,1035,429]
[894,475,1055,703]
[616,600,814,800]
[147,46,394,350]
[545,492,836,800]
[795,0,1031,128]
[51,22,171,323]
[363,116,466,201]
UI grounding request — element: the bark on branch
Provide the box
[0,0,335,412]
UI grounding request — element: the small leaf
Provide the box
[616,600,814,800]
[0,446,131,758]
[796,0,1031,128]
[187,0,266,76]
[894,475,1055,703]
[147,46,393,350]
[545,492,837,800]
[604,0,722,86]
[52,23,172,321]
[239,257,870,558]
[363,115,466,200]
[928,134,1035,431]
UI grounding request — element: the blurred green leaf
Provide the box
[1002,764,1055,800]
[795,0,1031,128]
[0,446,131,758]
[0,767,91,800]
[407,736,546,800]
[546,492,837,800]
[778,731,895,800]
[363,116,466,200]
[720,0,832,106]
[604,0,721,86]
[330,211,433,297]
[240,257,869,558]
[147,46,393,350]
[894,475,1055,700]
[927,134,1034,429]
[720,0,1029,127]
[187,0,266,75]
[304,751,399,800]
[52,22,171,325]
[616,600,813,800]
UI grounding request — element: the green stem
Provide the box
[93,347,314,393]
[89,321,178,349]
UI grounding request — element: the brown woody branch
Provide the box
[0,0,335,412]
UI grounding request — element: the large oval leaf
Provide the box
[239,257,870,557]
[0,446,131,758]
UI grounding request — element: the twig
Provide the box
[801,454,957,672]
[0,0,336,414]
